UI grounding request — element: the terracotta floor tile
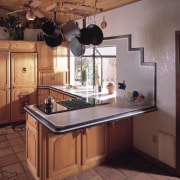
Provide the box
[0,154,19,167]
[86,176,104,180]
[0,135,7,142]
[0,147,14,157]
[1,162,24,176]
[65,175,80,180]
[4,126,15,134]
[6,132,21,140]
[0,128,7,136]
[16,172,29,180]
[20,161,29,172]
[16,151,26,162]
[77,168,98,180]
[0,141,10,149]
[8,137,24,146]
[94,165,126,180]
[131,172,157,180]
[12,143,25,153]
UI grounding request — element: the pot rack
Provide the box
[45,1,102,18]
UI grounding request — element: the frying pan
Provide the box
[77,27,94,45]
[42,21,60,38]
[70,36,85,57]
[44,33,63,48]
[87,24,103,45]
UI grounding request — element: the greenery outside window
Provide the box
[70,46,116,89]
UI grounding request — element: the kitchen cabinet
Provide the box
[26,114,39,179]
[26,114,109,179]
[47,131,81,179]
[37,41,68,71]
[38,89,50,104]
[11,52,37,123]
[10,41,36,52]
[108,118,133,159]
[37,42,69,86]
[0,40,37,125]
[0,52,10,124]
[81,124,108,170]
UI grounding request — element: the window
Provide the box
[70,46,116,89]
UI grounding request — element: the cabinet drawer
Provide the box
[10,41,36,52]
[27,114,38,130]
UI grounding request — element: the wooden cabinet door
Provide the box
[26,114,39,179]
[0,52,10,124]
[81,124,108,170]
[11,87,37,123]
[11,53,37,88]
[11,53,37,123]
[108,118,133,159]
[37,42,54,70]
[47,131,81,179]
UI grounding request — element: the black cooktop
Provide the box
[35,97,109,115]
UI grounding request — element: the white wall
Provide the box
[78,0,180,167]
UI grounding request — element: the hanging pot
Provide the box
[61,20,80,42]
[70,36,85,57]
[77,27,94,45]
[42,21,60,38]
[44,33,63,48]
[87,24,103,45]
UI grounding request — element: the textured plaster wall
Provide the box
[81,0,180,167]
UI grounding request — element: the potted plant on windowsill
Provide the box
[107,82,115,94]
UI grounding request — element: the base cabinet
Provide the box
[108,118,133,159]
[26,114,132,180]
[47,132,81,179]
[81,125,108,170]
[26,114,39,179]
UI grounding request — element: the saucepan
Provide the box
[44,33,63,48]
[87,24,103,45]
[44,96,55,107]
[42,21,60,38]
[70,36,85,57]
[77,27,94,45]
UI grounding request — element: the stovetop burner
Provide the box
[35,97,109,115]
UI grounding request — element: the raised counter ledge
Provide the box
[25,85,157,133]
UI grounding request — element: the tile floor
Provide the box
[0,125,180,180]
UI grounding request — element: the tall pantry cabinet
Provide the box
[0,41,37,125]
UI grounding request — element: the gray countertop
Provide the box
[24,85,157,134]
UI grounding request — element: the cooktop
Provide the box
[35,97,109,115]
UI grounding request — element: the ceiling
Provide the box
[0,0,140,25]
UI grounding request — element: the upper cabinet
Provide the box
[37,41,69,72]
[10,41,36,52]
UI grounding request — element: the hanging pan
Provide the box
[44,34,63,48]
[61,20,80,42]
[87,24,103,45]
[70,36,85,57]
[42,21,60,38]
